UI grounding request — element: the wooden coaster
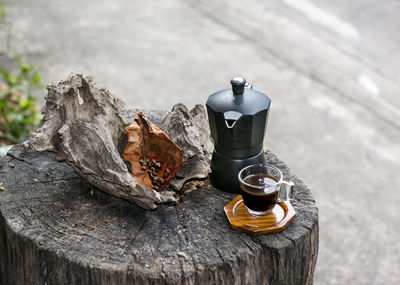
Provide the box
[224,195,296,236]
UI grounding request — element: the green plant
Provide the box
[0,1,6,20]
[0,52,43,144]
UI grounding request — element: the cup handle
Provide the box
[277,180,294,203]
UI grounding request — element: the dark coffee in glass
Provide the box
[238,164,294,216]
[241,174,279,213]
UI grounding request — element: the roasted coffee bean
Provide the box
[152,172,158,177]
[159,178,164,184]
[139,159,144,164]
[155,162,161,168]
[152,159,157,165]
[141,166,147,171]
[163,173,169,179]
[154,186,159,190]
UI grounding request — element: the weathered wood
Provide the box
[160,104,213,191]
[0,148,318,285]
[19,74,177,209]
[18,75,213,210]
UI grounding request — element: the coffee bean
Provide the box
[154,186,159,190]
[155,162,161,168]
[141,166,147,171]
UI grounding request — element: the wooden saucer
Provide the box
[224,195,296,236]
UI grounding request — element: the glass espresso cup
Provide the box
[238,164,294,216]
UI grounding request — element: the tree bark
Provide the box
[0,148,318,285]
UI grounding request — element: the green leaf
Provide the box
[32,73,41,84]
[2,70,16,86]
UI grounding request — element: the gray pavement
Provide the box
[2,0,400,284]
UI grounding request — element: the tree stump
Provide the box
[0,150,318,284]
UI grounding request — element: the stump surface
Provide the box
[0,150,318,285]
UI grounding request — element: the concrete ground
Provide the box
[2,0,400,284]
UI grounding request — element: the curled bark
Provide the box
[122,112,183,191]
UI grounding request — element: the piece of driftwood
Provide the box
[122,112,183,191]
[160,104,213,190]
[0,147,318,285]
[17,74,213,209]
[18,74,176,209]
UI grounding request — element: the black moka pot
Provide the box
[206,77,271,193]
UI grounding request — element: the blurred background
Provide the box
[1,0,400,284]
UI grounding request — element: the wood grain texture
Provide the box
[0,150,318,285]
[224,196,296,235]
